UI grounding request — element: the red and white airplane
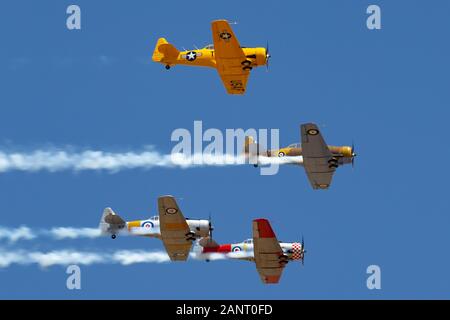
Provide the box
[194,218,306,284]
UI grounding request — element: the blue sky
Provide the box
[1,0,450,299]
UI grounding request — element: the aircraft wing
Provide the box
[211,20,245,59]
[252,219,285,284]
[158,196,192,261]
[301,123,335,190]
[218,73,250,94]
[211,20,250,94]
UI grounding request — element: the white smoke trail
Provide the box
[0,226,103,243]
[113,250,171,265]
[0,149,302,173]
[0,248,251,268]
[0,249,172,268]
[50,227,102,239]
[28,250,106,268]
[0,226,36,243]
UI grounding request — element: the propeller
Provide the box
[198,213,218,248]
[265,41,271,70]
[351,141,357,168]
[300,235,307,266]
[208,212,214,239]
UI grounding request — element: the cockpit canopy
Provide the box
[287,143,301,148]
[204,44,214,50]
[243,239,253,244]
[150,216,159,221]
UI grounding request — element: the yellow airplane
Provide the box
[244,123,357,190]
[152,20,270,94]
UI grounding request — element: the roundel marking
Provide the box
[232,246,242,252]
[166,207,178,214]
[307,128,319,136]
[219,32,232,40]
[141,221,154,229]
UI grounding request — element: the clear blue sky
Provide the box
[1,0,449,299]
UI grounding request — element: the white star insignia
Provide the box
[187,52,196,60]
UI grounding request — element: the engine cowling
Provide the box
[291,242,303,261]
[243,48,267,67]
[329,146,353,158]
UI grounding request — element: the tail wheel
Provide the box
[111,234,116,239]
[165,65,171,70]
[278,152,285,157]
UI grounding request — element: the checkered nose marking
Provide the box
[291,242,302,260]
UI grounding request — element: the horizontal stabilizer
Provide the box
[243,136,262,155]
[152,38,179,62]
[199,236,219,248]
[99,207,126,235]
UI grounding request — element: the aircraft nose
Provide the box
[200,220,211,235]
[291,242,304,262]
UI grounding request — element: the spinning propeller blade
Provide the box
[265,41,271,70]
[351,141,357,168]
[300,235,306,266]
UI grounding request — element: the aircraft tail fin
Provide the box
[243,136,262,156]
[152,37,179,62]
[99,207,126,237]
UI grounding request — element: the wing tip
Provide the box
[159,194,175,199]
[263,275,281,284]
[212,19,229,23]
[301,122,320,132]
[254,218,276,238]
[313,183,330,190]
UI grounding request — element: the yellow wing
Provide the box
[158,196,192,261]
[218,73,249,95]
[211,20,245,59]
[211,20,250,94]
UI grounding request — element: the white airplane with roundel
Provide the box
[193,218,306,284]
[99,195,212,261]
